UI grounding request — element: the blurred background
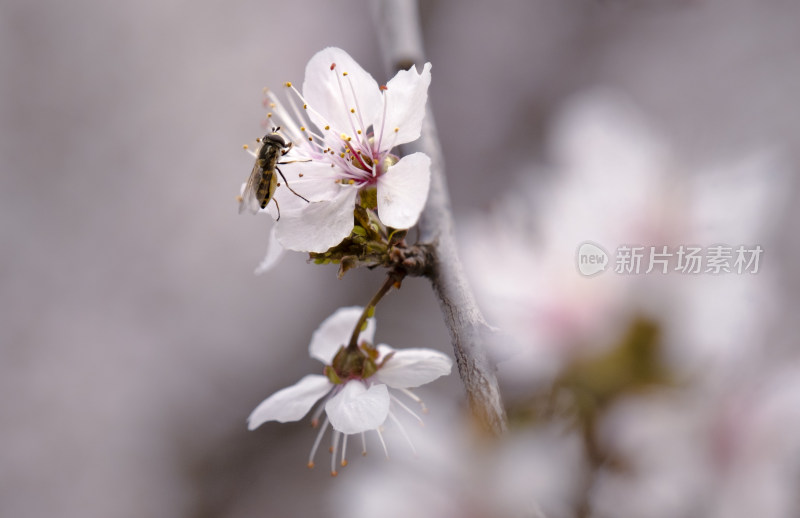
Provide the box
[2,0,799,517]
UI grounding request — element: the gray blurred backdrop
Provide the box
[2,0,800,517]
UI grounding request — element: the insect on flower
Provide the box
[238,127,309,219]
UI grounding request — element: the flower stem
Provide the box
[347,269,406,350]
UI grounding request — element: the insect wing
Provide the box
[239,161,265,214]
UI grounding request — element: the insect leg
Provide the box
[281,142,293,156]
[277,167,310,202]
[274,198,281,221]
[278,158,312,165]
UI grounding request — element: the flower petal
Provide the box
[247,374,332,430]
[274,186,358,252]
[254,225,285,275]
[309,306,377,363]
[274,160,342,208]
[374,344,453,388]
[325,381,390,434]
[302,47,381,140]
[376,152,431,229]
[379,62,432,148]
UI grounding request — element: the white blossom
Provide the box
[247,306,451,475]
[249,47,432,256]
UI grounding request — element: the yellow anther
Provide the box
[267,112,272,118]
[341,460,348,467]
[300,126,306,131]
[242,144,249,149]
[347,137,352,142]
[308,137,313,141]
[394,127,399,133]
[342,72,348,76]
[269,102,276,108]
[303,104,308,109]
[298,173,304,177]
[350,108,355,113]
[307,461,315,469]
[340,133,348,140]
[324,125,330,130]
[357,130,362,134]
[340,152,345,158]
[284,81,292,87]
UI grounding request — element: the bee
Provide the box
[239,127,309,219]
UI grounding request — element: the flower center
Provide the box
[324,343,381,383]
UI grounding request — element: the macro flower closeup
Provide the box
[247,306,452,475]
[247,47,432,255]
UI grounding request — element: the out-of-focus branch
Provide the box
[372,0,508,435]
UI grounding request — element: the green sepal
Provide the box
[324,365,343,385]
[361,358,377,379]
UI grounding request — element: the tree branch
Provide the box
[372,0,508,435]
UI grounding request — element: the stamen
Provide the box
[263,90,322,156]
[389,411,417,456]
[344,140,372,175]
[375,87,390,165]
[390,394,424,425]
[310,396,328,427]
[375,427,390,459]
[332,69,367,148]
[341,434,348,467]
[378,127,401,165]
[342,72,372,151]
[284,82,337,140]
[308,416,330,469]
[331,430,340,476]
[399,388,429,413]
[361,432,368,456]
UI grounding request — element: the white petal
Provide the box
[302,47,381,139]
[376,152,431,229]
[325,381,390,434]
[254,225,286,275]
[274,186,358,252]
[270,162,341,216]
[374,344,453,388]
[247,375,332,430]
[379,62,432,148]
[309,306,377,363]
